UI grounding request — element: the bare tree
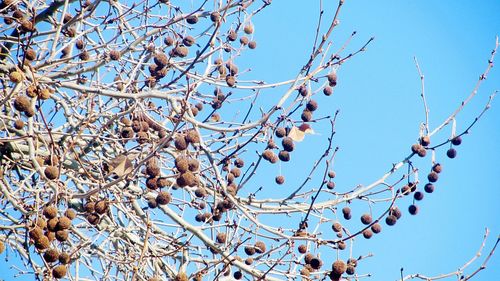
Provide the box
[0,1,498,281]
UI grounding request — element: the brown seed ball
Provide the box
[306,100,318,111]
[432,163,442,173]
[243,24,254,34]
[13,95,30,112]
[254,241,266,253]
[46,231,56,242]
[225,75,236,87]
[451,136,462,145]
[182,35,196,47]
[328,170,336,178]
[447,148,457,159]
[282,137,294,152]
[298,85,308,96]
[75,39,84,49]
[86,213,100,225]
[414,191,424,201]
[275,175,285,185]
[84,202,95,213]
[278,150,290,162]
[146,164,160,178]
[323,86,333,96]
[79,51,90,61]
[386,215,397,226]
[297,244,307,254]
[371,223,382,234]
[34,235,50,250]
[186,14,198,24]
[56,216,71,230]
[347,258,358,267]
[95,200,109,214]
[342,207,352,220]
[121,127,134,139]
[332,260,346,275]
[47,217,59,231]
[52,265,67,279]
[233,158,244,168]
[64,209,76,220]
[29,226,44,240]
[262,149,275,162]
[175,156,189,173]
[417,147,427,157]
[424,183,435,193]
[164,36,174,46]
[25,48,36,61]
[244,246,255,256]
[156,191,172,205]
[55,230,68,242]
[174,135,188,150]
[248,41,257,49]
[337,241,346,250]
[44,166,59,180]
[310,257,323,270]
[146,177,158,190]
[304,253,314,264]
[109,50,120,60]
[154,52,168,68]
[427,172,439,183]
[240,36,249,45]
[216,232,226,243]
[58,252,70,264]
[275,127,286,138]
[360,213,372,225]
[362,229,373,239]
[327,181,335,189]
[174,46,189,57]
[420,136,431,146]
[43,248,59,263]
[38,88,51,100]
[227,29,237,41]
[301,110,313,122]
[408,204,419,215]
[390,206,402,219]
[411,144,422,154]
[24,107,35,117]
[9,71,23,83]
[43,205,58,219]
[230,167,241,177]
[332,222,342,233]
[176,171,196,187]
[327,72,338,86]
[185,130,200,144]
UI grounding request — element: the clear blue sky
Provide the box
[1,1,499,281]
[242,1,500,280]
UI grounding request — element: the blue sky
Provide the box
[1,1,499,280]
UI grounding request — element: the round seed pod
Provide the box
[360,213,372,225]
[29,227,44,240]
[55,230,68,242]
[25,48,36,60]
[216,232,226,243]
[332,222,342,233]
[298,244,307,254]
[225,75,236,87]
[346,265,356,275]
[278,150,290,162]
[432,163,442,173]
[195,187,207,198]
[156,191,172,205]
[154,52,168,68]
[451,136,462,145]
[46,231,56,242]
[34,235,50,250]
[146,164,160,178]
[234,158,244,168]
[9,71,23,83]
[332,260,346,275]
[13,95,30,112]
[58,252,70,264]
[52,265,67,279]
[390,207,402,219]
[173,46,188,57]
[44,166,59,180]
[182,36,195,47]
[175,156,189,173]
[38,88,51,100]
[227,29,237,41]
[176,171,196,187]
[337,241,346,250]
[304,253,314,264]
[262,149,275,162]
[414,191,424,200]
[174,135,188,150]
[146,177,158,190]
[275,127,286,138]
[156,177,170,189]
[186,14,198,24]
[240,36,249,45]
[185,130,200,144]
[243,24,254,34]
[306,100,318,111]
[43,205,58,219]
[43,248,59,263]
[417,147,427,157]
[121,127,134,139]
[275,175,285,185]
[342,207,351,220]
[86,213,100,225]
[254,241,266,254]
[147,197,157,209]
[64,209,76,220]
[427,172,439,183]
[371,223,382,234]
[447,148,457,159]
[164,36,174,46]
[301,110,313,122]
[385,215,397,226]
[84,202,95,213]
[109,50,120,60]
[362,229,373,239]
[230,167,241,178]
[244,246,255,256]
[95,200,109,214]
[424,183,435,193]
[347,258,358,267]
[310,257,323,270]
[327,73,337,86]
[323,86,333,96]
[281,137,294,152]
[79,51,90,61]
[327,181,335,189]
[248,41,257,49]
[75,39,85,49]
[56,216,71,230]
[408,204,418,215]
